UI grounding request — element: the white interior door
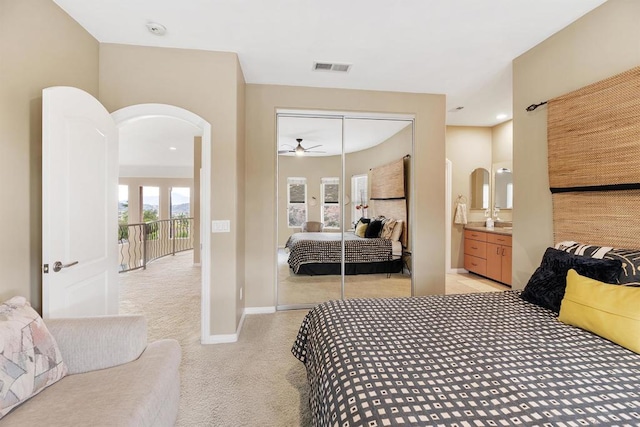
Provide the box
[42,86,118,318]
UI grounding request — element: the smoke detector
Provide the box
[146,22,167,36]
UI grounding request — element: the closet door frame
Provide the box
[275,110,415,311]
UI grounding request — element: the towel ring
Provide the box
[456,195,467,204]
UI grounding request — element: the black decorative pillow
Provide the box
[605,248,640,286]
[521,247,622,313]
[364,219,383,238]
[357,217,371,225]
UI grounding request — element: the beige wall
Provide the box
[99,44,245,334]
[491,120,513,223]
[245,84,446,307]
[445,127,492,269]
[492,120,513,165]
[0,0,99,311]
[512,0,640,289]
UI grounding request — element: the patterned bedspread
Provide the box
[292,291,640,427]
[285,232,393,274]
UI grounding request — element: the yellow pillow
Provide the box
[559,269,640,354]
[355,222,368,237]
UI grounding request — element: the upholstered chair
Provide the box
[301,221,324,232]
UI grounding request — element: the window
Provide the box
[287,178,307,227]
[118,185,129,224]
[351,174,368,225]
[321,177,340,229]
[170,187,190,218]
[141,186,159,222]
[118,185,129,242]
[171,187,191,239]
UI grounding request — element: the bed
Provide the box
[292,291,640,426]
[292,67,640,427]
[285,231,403,275]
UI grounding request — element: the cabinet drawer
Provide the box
[464,254,487,276]
[464,230,487,242]
[487,233,512,246]
[464,238,486,258]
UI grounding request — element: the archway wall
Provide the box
[100,43,246,337]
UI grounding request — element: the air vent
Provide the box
[313,62,352,73]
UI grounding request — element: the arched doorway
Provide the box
[111,104,212,342]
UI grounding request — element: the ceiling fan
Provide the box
[278,138,325,156]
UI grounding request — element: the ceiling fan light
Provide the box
[295,145,305,156]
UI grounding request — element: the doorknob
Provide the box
[53,261,78,272]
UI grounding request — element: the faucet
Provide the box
[493,206,500,221]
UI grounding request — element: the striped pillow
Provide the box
[555,241,640,286]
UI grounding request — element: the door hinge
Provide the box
[43,264,49,274]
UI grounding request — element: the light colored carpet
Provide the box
[119,251,312,426]
[119,251,508,426]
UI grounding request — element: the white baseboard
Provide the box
[447,268,468,274]
[201,310,246,344]
[244,306,276,314]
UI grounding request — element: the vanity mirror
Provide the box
[470,167,490,210]
[494,167,513,209]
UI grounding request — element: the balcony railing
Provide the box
[118,217,194,273]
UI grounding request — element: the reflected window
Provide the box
[352,174,368,225]
[321,177,340,229]
[287,178,307,227]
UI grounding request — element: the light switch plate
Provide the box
[212,220,231,233]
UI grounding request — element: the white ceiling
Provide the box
[119,116,199,178]
[278,114,412,156]
[54,0,606,126]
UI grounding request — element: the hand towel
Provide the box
[454,203,467,225]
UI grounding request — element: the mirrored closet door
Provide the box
[343,117,413,299]
[276,111,414,309]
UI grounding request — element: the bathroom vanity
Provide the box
[464,226,512,285]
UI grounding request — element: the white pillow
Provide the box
[390,220,404,241]
[0,297,67,418]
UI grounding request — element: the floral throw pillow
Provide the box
[0,296,67,418]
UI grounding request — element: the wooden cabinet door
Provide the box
[486,243,502,282]
[501,245,512,286]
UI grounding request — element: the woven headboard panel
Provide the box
[548,66,640,191]
[553,191,640,248]
[547,66,640,247]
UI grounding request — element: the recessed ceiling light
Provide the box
[169,147,177,151]
[496,113,508,120]
[448,106,464,113]
[146,22,167,36]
